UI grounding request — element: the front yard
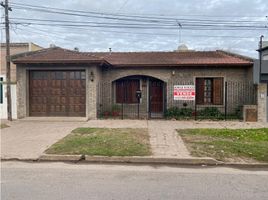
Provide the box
[178,128,268,163]
[46,128,151,156]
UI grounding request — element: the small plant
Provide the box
[235,105,243,119]
[103,111,110,118]
[165,107,193,120]
[111,104,121,117]
[197,107,224,119]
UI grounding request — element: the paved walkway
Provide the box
[1,119,267,160]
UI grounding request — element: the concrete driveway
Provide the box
[1,120,84,159]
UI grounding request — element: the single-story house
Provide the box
[12,47,255,119]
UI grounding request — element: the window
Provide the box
[32,71,48,80]
[116,79,140,103]
[70,71,86,80]
[204,78,213,104]
[196,77,224,105]
[0,77,3,104]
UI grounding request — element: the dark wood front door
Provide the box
[29,70,86,117]
[149,79,163,113]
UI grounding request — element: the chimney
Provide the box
[74,47,79,52]
[49,44,56,48]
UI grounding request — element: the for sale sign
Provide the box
[174,85,195,100]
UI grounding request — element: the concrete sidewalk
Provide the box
[1,119,267,160]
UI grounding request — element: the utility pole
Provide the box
[259,35,264,83]
[1,0,12,121]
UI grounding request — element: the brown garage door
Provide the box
[29,70,86,117]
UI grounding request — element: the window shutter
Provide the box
[196,78,204,104]
[116,79,140,104]
[213,78,224,105]
[129,80,139,103]
[116,81,124,103]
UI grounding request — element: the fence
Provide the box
[97,81,257,120]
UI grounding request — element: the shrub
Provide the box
[165,107,193,119]
[197,107,224,119]
[235,106,243,119]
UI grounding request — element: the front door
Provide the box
[149,79,163,113]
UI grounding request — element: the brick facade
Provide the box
[98,66,254,118]
[13,48,255,120]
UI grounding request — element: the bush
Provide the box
[165,107,193,119]
[235,106,243,119]
[197,107,224,119]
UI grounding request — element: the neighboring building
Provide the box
[12,47,254,119]
[0,42,43,119]
[255,41,268,122]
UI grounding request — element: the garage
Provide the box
[29,70,86,117]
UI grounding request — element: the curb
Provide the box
[1,157,38,162]
[218,163,268,168]
[2,155,268,168]
[38,154,83,162]
[37,154,221,166]
[83,155,220,165]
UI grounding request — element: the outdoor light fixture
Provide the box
[90,71,94,82]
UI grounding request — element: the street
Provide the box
[1,161,268,200]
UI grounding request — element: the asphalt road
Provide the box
[1,161,268,200]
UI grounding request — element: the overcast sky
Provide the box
[1,0,268,58]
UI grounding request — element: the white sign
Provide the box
[174,85,195,101]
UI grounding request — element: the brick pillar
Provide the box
[86,66,100,120]
[257,83,267,122]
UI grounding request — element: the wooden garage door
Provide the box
[29,70,86,117]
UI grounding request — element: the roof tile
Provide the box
[12,47,253,66]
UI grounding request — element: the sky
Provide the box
[1,0,268,58]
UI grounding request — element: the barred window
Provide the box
[196,77,224,105]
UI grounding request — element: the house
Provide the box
[0,42,43,119]
[255,41,268,122]
[12,46,255,120]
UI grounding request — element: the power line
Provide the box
[16,22,257,40]
[7,21,266,31]
[9,3,267,25]
[9,1,266,20]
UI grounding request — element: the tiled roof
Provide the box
[12,47,106,64]
[91,50,253,66]
[12,47,253,66]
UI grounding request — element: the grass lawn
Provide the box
[0,123,9,129]
[46,128,151,156]
[178,128,268,163]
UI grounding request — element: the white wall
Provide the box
[0,75,17,119]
